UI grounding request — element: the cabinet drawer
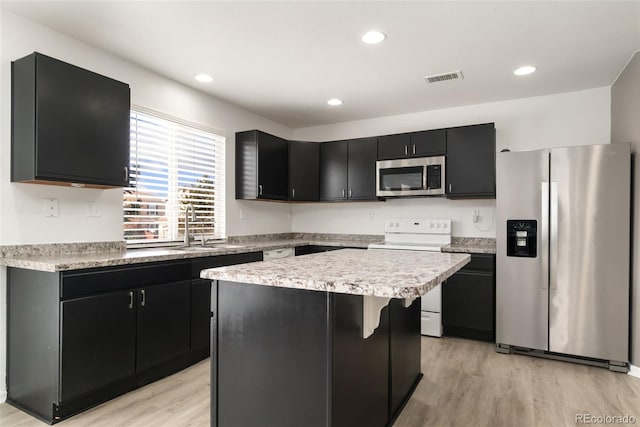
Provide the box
[461,254,495,273]
[191,252,263,279]
[62,261,190,299]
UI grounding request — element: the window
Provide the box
[124,109,225,245]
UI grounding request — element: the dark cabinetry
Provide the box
[190,252,263,353]
[446,123,496,198]
[213,282,419,427]
[289,141,319,201]
[7,251,263,424]
[236,130,289,200]
[378,129,446,160]
[11,52,130,188]
[443,254,495,341]
[294,245,346,256]
[320,137,377,201]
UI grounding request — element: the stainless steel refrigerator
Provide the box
[496,143,630,370]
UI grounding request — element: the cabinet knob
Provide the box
[124,166,129,182]
[259,184,263,196]
[349,189,352,198]
[449,183,452,193]
[404,145,408,156]
[292,188,295,199]
[141,289,146,307]
[412,145,416,155]
[128,291,134,309]
[341,189,345,198]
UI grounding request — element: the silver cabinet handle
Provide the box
[124,166,129,182]
[128,291,134,309]
[404,145,408,155]
[412,145,416,155]
[349,189,352,198]
[341,189,345,198]
[258,185,263,196]
[448,183,452,193]
[141,289,146,307]
[550,182,559,290]
[292,188,295,199]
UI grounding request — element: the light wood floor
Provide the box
[1,337,639,426]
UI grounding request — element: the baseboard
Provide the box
[629,364,640,379]
[0,390,7,403]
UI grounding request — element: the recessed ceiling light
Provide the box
[327,98,343,106]
[195,74,213,83]
[514,66,536,76]
[361,31,386,44]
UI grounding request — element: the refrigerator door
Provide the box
[496,149,549,350]
[549,143,630,362]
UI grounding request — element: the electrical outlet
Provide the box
[85,202,101,217]
[44,198,59,217]
[239,209,245,219]
[368,211,375,220]
[472,209,480,223]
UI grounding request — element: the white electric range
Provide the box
[368,218,452,337]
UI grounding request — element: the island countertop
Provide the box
[201,248,470,299]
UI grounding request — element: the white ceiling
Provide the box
[3,1,640,129]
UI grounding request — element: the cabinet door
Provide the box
[289,141,319,201]
[60,291,136,402]
[442,271,495,341]
[320,140,348,200]
[191,279,211,353]
[446,123,496,198]
[137,281,190,371]
[36,54,130,186]
[410,129,446,157]
[258,131,289,200]
[377,134,410,160]
[347,137,377,200]
[389,299,421,420]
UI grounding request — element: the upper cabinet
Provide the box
[236,130,289,200]
[377,130,446,160]
[320,138,377,201]
[445,123,496,198]
[11,52,131,188]
[289,141,319,201]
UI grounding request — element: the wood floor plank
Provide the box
[1,337,639,426]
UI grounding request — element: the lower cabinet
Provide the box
[212,281,421,427]
[7,251,263,424]
[60,291,137,402]
[294,245,348,256]
[442,254,496,341]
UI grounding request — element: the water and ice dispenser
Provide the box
[506,220,537,257]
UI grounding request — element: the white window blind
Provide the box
[124,110,225,244]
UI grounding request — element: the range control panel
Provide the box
[384,219,451,234]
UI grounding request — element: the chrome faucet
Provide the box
[184,204,197,246]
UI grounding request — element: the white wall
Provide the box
[0,10,294,401]
[290,87,611,236]
[611,51,640,368]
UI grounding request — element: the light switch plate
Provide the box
[85,202,101,217]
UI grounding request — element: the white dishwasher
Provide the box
[263,247,295,260]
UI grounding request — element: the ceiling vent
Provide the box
[423,70,464,84]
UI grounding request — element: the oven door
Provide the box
[376,156,445,197]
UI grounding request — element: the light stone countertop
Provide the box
[201,248,471,299]
[0,239,372,272]
[441,237,496,254]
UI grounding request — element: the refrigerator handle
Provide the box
[550,182,559,290]
[541,182,549,290]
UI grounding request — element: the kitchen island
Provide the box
[201,249,470,427]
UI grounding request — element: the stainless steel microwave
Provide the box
[376,156,445,197]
